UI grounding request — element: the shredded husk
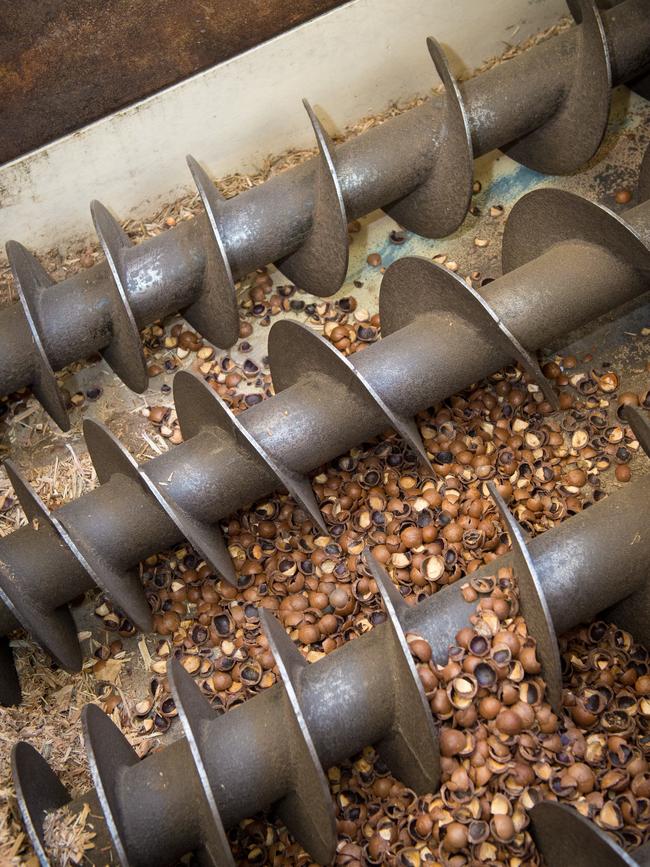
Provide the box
[42,804,96,866]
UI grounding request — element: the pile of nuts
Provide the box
[226,576,650,865]
[84,280,649,865]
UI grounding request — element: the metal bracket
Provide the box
[487,482,563,712]
[184,156,240,349]
[0,460,83,671]
[365,551,441,793]
[270,318,432,468]
[276,100,349,296]
[259,609,337,864]
[385,37,473,238]
[380,257,558,407]
[5,241,70,429]
[90,201,148,392]
[173,369,327,534]
[167,660,235,867]
[505,0,611,173]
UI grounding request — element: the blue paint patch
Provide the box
[478,163,548,207]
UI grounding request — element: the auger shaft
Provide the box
[7,169,650,862]
[143,242,641,518]
[1,186,649,698]
[20,463,650,867]
[0,0,648,428]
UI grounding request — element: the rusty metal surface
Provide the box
[0,0,649,432]
[488,483,564,713]
[0,0,349,165]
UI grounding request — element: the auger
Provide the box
[11,404,650,867]
[1,147,650,707]
[531,801,650,866]
[0,0,648,430]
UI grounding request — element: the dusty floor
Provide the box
[0,19,648,867]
